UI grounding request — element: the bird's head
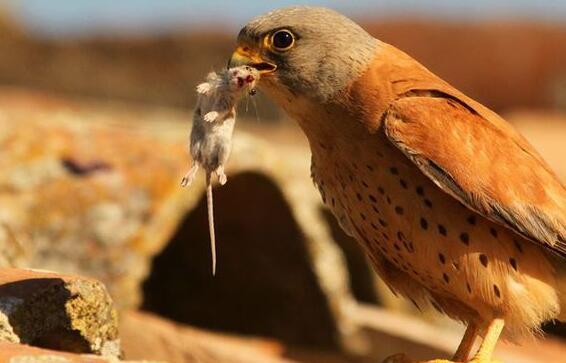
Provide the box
[229,6,379,108]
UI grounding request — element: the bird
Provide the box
[228,6,566,363]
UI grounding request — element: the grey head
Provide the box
[229,6,379,103]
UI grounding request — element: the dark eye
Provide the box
[271,30,295,51]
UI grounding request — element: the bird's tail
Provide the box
[206,173,217,276]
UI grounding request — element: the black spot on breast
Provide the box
[394,243,401,251]
[438,224,447,236]
[400,179,408,189]
[490,228,498,238]
[360,213,366,221]
[369,195,377,203]
[386,196,392,205]
[366,165,374,171]
[356,193,362,201]
[452,262,460,270]
[424,199,433,208]
[382,232,390,240]
[438,253,446,264]
[466,282,472,294]
[370,222,378,230]
[331,198,336,207]
[372,205,380,214]
[514,240,523,253]
[467,216,476,225]
[420,218,428,230]
[390,167,399,175]
[395,206,404,215]
[460,233,470,245]
[493,284,501,298]
[416,186,425,196]
[479,254,488,267]
[362,181,369,188]
[379,219,388,227]
[443,273,450,283]
[378,187,385,195]
[509,258,518,271]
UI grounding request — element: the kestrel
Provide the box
[229,6,566,363]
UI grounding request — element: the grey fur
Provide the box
[238,6,379,102]
[181,66,259,275]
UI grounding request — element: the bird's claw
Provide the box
[383,354,454,363]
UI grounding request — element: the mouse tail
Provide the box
[206,173,216,276]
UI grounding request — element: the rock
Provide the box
[0,268,119,356]
[0,341,157,363]
[120,310,293,363]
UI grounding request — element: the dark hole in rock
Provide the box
[320,208,379,305]
[61,157,112,176]
[142,172,339,348]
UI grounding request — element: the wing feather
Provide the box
[383,95,566,257]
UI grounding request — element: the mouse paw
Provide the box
[217,171,228,185]
[196,82,212,95]
[181,165,199,187]
[204,111,219,122]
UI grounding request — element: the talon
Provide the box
[383,354,457,363]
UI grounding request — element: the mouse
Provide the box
[181,65,259,275]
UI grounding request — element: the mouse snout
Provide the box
[245,75,255,83]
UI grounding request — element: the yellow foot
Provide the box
[382,354,454,363]
[382,353,502,363]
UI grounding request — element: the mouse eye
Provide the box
[270,29,295,51]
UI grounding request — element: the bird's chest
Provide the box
[310,130,465,290]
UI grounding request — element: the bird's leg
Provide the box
[468,319,504,363]
[382,321,497,363]
[452,323,479,362]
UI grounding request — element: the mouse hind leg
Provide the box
[215,166,228,185]
[181,163,199,187]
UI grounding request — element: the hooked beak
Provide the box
[228,46,277,75]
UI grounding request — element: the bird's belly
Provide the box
[311,136,558,326]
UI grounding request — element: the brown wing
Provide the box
[383,95,566,258]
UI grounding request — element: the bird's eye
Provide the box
[270,30,295,51]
